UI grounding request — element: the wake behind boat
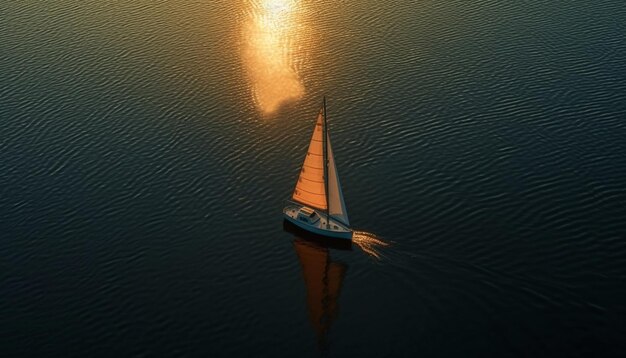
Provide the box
[283,98,353,240]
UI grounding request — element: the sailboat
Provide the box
[283,97,353,240]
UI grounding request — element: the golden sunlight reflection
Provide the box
[352,231,390,260]
[243,0,305,114]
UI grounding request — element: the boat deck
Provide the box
[283,204,352,240]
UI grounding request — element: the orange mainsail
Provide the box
[292,109,327,210]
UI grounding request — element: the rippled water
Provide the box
[2,1,626,356]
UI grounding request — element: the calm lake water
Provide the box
[2,1,626,357]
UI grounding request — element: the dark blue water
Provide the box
[2,1,626,356]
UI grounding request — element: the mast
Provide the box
[323,96,330,229]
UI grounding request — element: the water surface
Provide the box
[1,1,626,356]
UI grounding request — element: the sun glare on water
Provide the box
[243,0,305,115]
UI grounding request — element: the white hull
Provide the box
[283,204,352,240]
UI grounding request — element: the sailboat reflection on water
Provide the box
[292,237,347,354]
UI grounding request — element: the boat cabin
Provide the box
[297,207,320,224]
